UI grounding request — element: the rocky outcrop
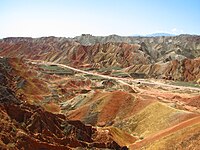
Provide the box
[0,102,126,149]
[0,57,130,149]
[1,101,128,149]
[126,57,200,82]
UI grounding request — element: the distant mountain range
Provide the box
[146,33,176,37]
[133,33,176,37]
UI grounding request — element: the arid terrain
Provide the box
[0,35,200,149]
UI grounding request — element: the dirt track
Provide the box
[29,59,200,93]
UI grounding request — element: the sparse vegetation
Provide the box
[170,81,200,88]
[98,66,122,72]
[39,64,74,75]
[16,79,26,89]
[111,71,130,78]
[83,74,105,80]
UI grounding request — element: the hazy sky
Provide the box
[1,0,200,38]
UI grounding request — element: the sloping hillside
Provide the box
[0,35,199,82]
[0,35,200,149]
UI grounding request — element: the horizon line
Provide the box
[1,33,200,39]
